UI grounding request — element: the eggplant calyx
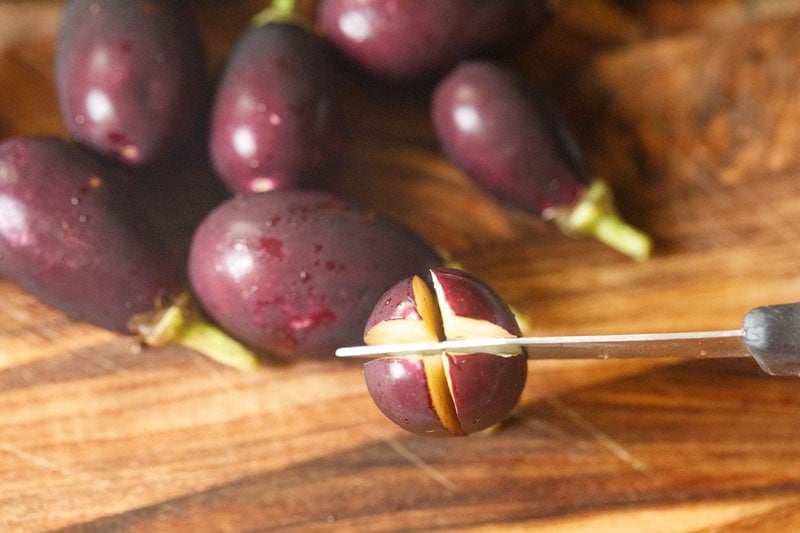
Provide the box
[251,0,314,32]
[546,178,652,261]
[129,291,261,371]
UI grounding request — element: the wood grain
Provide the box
[2,1,800,531]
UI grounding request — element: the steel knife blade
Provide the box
[335,329,746,360]
[335,302,800,377]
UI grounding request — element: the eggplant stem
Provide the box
[129,292,260,371]
[548,179,652,261]
[251,0,312,29]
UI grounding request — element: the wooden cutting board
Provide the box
[3,1,800,530]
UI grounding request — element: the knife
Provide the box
[335,301,800,377]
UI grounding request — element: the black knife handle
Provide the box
[743,302,800,376]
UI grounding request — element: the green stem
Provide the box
[546,179,652,261]
[129,292,260,371]
[251,0,304,28]
[171,319,260,371]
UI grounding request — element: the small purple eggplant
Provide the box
[209,9,338,193]
[55,0,207,165]
[316,0,549,81]
[0,136,258,370]
[432,60,651,260]
[188,189,443,360]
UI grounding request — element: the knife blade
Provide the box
[335,301,800,377]
[335,329,746,359]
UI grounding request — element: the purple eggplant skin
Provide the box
[364,357,451,436]
[0,136,182,332]
[431,60,590,215]
[55,0,207,166]
[187,190,442,361]
[209,22,338,194]
[315,0,549,81]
